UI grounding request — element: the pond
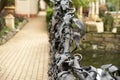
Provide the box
[78,50,120,69]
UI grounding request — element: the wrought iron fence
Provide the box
[48,0,120,80]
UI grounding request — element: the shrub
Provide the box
[99,4,107,17]
[0,13,24,37]
[0,17,5,31]
[46,7,53,26]
[0,25,11,37]
[12,13,24,28]
[103,13,114,31]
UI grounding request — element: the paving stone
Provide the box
[0,12,49,80]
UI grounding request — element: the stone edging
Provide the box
[0,20,28,45]
[82,32,120,52]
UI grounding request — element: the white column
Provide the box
[91,2,95,18]
[89,2,92,18]
[96,0,99,18]
[79,6,83,19]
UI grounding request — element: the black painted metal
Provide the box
[48,0,120,80]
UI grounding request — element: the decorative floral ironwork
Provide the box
[48,0,120,80]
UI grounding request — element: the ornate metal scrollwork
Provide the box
[48,0,120,80]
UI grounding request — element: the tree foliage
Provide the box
[44,0,50,3]
[0,0,7,12]
[44,0,51,6]
[0,0,14,13]
[72,0,89,9]
[106,0,120,11]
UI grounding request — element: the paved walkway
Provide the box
[0,12,50,80]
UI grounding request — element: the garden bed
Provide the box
[0,19,28,45]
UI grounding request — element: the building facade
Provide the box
[15,0,39,17]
